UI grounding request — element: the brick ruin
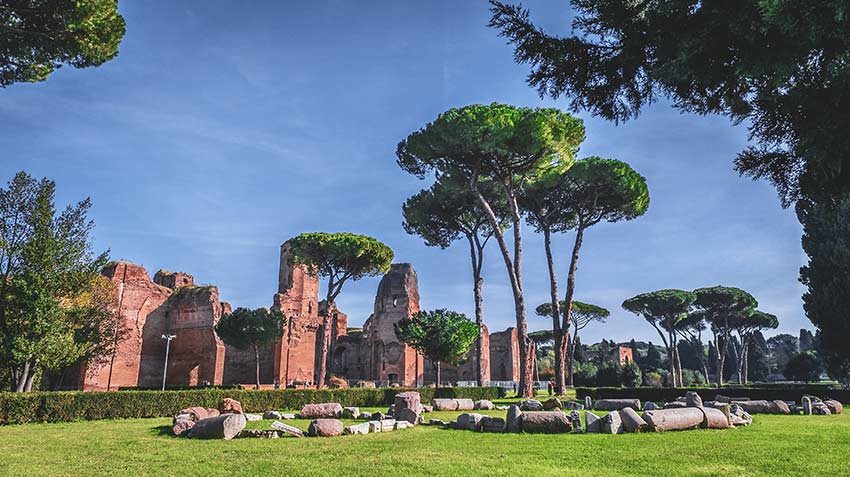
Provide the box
[68,240,521,390]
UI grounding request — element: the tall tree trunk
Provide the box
[468,236,486,387]
[719,327,730,386]
[316,313,331,389]
[23,359,38,392]
[471,176,532,397]
[730,337,740,383]
[673,339,683,386]
[435,361,441,389]
[15,359,30,393]
[567,332,575,387]
[542,228,565,395]
[667,331,678,387]
[254,344,261,389]
[561,227,584,389]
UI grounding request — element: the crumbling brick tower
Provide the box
[363,263,424,386]
[271,240,346,385]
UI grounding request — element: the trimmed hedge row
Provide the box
[576,386,850,404]
[0,386,505,425]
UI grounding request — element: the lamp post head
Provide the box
[162,334,176,341]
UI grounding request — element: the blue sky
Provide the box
[0,0,808,344]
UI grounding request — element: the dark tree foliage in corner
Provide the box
[489,0,850,380]
[784,351,822,383]
[215,307,285,389]
[395,309,479,388]
[747,331,771,383]
[0,0,126,87]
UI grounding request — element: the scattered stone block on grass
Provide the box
[594,399,641,412]
[272,420,305,438]
[620,407,648,433]
[187,413,247,440]
[702,407,731,429]
[685,391,703,408]
[432,398,474,411]
[244,414,262,422]
[218,398,243,415]
[308,419,344,437]
[342,407,360,419]
[585,411,602,433]
[344,423,371,435]
[520,412,571,434]
[478,416,506,433]
[238,429,279,439]
[263,410,282,420]
[768,400,791,415]
[474,400,495,410]
[543,397,562,411]
[520,399,544,411]
[506,405,522,433]
[300,403,343,419]
[601,411,623,434]
[562,401,584,411]
[367,421,382,433]
[825,400,843,415]
[457,413,485,431]
[172,419,194,436]
[395,421,413,430]
[379,419,396,432]
[642,408,705,432]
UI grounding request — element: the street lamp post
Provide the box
[161,334,176,391]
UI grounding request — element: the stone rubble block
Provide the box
[344,422,371,435]
[642,407,705,432]
[520,399,544,411]
[474,400,495,410]
[238,429,279,439]
[308,419,344,437]
[824,400,843,415]
[272,420,305,437]
[367,420,383,433]
[542,397,562,411]
[342,407,360,419]
[620,407,648,432]
[300,403,344,419]
[394,421,413,430]
[262,410,282,420]
[478,416,506,433]
[187,413,247,440]
[244,414,262,422]
[506,405,522,433]
[584,411,602,433]
[457,413,485,431]
[379,419,397,432]
[593,399,641,412]
[601,411,623,434]
[520,411,571,434]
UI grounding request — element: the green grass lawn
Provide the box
[0,397,847,476]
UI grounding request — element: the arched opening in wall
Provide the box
[387,373,398,385]
[461,370,470,380]
[188,363,200,387]
[332,346,348,374]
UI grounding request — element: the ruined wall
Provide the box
[364,263,424,386]
[164,286,226,387]
[81,262,172,391]
[489,327,520,382]
[271,241,323,385]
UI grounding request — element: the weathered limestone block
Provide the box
[219,398,243,415]
[394,392,420,424]
[474,400,495,410]
[478,416,506,433]
[172,419,195,436]
[205,408,220,418]
[344,422,371,435]
[585,411,602,433]
[562,401,584,411]
[642,408,705,432]
[585,396,593,410]
[543,397,563,410]
[300,403,343,419]
[685,391,704,408]
[825,400,843,414]
[272,420,305,437]
[594,399,641,411]
[735,400,771,414]
[768,400,791,415]
[729,403,753,426]
[308,419,344,437]
[520,412,571,434]
[506,405,522,433]
[187,413,246,440]
[802,396,812,415]
[521,399,544,411]
[379,419,396,432]
[601,411,623,434]
[177,407,210,422]
[395,421,413,430]
[432,398,474,411]
[238,429,279,439]
[263,410,282,420]
[702,407,731,429]
[367,420,382,433]
[342,407,360,419]
[620,407,648,432]
[457,413,485,431]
